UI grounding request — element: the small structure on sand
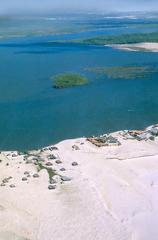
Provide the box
[120,125,158,141]
[87,134,121,147]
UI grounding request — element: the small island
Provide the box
[86,65,158,79]
[51,73,89,89]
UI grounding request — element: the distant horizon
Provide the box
[0,0,158,16]
[1,10,158,18]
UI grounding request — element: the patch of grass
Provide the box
[20,151,28,155]
[86,65,158,79]
[37,162,56,181]
[51,72,89,89]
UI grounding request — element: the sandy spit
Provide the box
[106,42,158,52]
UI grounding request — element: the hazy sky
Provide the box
[0,0,158,15]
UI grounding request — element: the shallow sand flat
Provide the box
[107,42,158,52]
[0,134,158,239]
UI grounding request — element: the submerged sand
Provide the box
[107,42,158,52]
[1,127,158,239]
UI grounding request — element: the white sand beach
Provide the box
[1,125,158,239]
[107,42,158,52]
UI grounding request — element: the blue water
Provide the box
[0,15,158,150]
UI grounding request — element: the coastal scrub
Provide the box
[37,162,56,181]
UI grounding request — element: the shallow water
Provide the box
[0,15,158,150]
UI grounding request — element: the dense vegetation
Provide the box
[86,65,158,79]
[77,32,158,45]
[51,73,89,88]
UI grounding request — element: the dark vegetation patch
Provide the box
[51,72,89,88]
[86,65,158,79]
[37,162,56,181]
[75,32,158,45]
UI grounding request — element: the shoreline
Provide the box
[106,42,158,52]
[1,124,158,239]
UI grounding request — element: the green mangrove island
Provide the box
[86,65,158,79]
[51,73,89,88]
[75,32,158,45]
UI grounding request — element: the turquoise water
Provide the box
[0,15,158,150]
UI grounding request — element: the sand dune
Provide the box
[1,128,158,239]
